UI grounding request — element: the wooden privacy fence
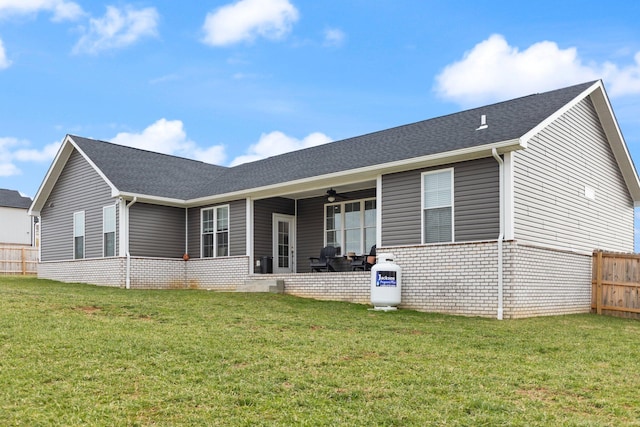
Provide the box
[0,246,38,275]
[592,250,640,318]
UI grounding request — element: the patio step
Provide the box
[237,279,284,294]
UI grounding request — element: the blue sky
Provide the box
[2,0,640,245]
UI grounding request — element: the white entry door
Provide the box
[273,214,295,273]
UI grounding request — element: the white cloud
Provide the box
[14,141,61,162]
[0,162,20,176]
[0,137,23,176]
[0,136,61,176]
[0,0,84,21]
[111,120,332,168]
[111,119,227,165]
[435,34,640,106]
[603,52,640,97]
[323,28,345,47]
[229,131,332,166]
[192,145,227,165]
[72,5,159,55]
[0,38,10,69]
[202,0,298,46]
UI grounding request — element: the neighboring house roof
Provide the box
[0,188,32,209]
[28,80,640,214]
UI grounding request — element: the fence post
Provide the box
[596,250,603,315]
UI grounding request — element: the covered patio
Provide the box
[249,182,378,275]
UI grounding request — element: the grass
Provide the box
[1,277,640,426]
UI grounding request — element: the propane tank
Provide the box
[370,253,402,310]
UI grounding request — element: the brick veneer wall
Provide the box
[382,241,592,318]
[272,271,371,304]
[128,257,186,289]
[38,256,250,290]
[505,243,592,318]
[185,256,249,291]
[384,242,501,317]
[38,258,125,287]
[37,242,593,318]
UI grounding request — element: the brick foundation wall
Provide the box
[385,242,501,317]
[36,243,593,318]
[38,258,125,287]
[38,256,250,290]
[505,243,592,318]
[185,257,249,291]
[128,257,186,289]
[269,271,371,304]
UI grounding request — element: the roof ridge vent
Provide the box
[476,114,488,131]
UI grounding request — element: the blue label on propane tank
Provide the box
[376,271,396,287]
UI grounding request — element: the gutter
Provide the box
[492,148,504,320]
[125,197,137,289]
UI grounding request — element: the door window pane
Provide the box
[278,220,289,268]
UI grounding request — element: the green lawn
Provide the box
[1,276,639,426]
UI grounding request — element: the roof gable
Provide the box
[29,80,640,211]
[70,136,228,200]
[189,80,598,198]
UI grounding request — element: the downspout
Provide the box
[125,197,137,289]
[492,148,504,320]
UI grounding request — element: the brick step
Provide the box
[237,279,284,293]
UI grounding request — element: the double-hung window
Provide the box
[202,205,229,257]
[422,169,454,243]
[73,211,85,259]
[325,198,376,254]
[103,205,116,257]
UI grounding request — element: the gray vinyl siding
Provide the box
[296,196,325,273]
[455,157,500,240]
[40,149,118,261]
[381,170,422,246]
[129,203,185,258]
[382,158,500,246]
[229,199,247,257]
[186,199,246,258]
[513,96,634,253]
[253,198,295,272]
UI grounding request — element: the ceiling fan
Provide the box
[326,188,345,202]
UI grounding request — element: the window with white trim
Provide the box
[103,205,116,257]
[422,169,454,243]
[73,211,85,259]
[325,198,376,254]
[202,205,229,257]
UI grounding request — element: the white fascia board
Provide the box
[114,192,188,207]
[28,135,123,216]
[28,136,75,216]
[185,138,524,206]
[520,81,602,148]
[518,79,640,205]
[67,136,120,197]
[589,82,640,205]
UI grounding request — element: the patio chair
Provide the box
[351,245,376,271]
[309,246,338,272]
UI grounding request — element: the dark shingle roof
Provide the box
[0,188,32,209]
[72,81,596,200]
[70,136,228,200]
